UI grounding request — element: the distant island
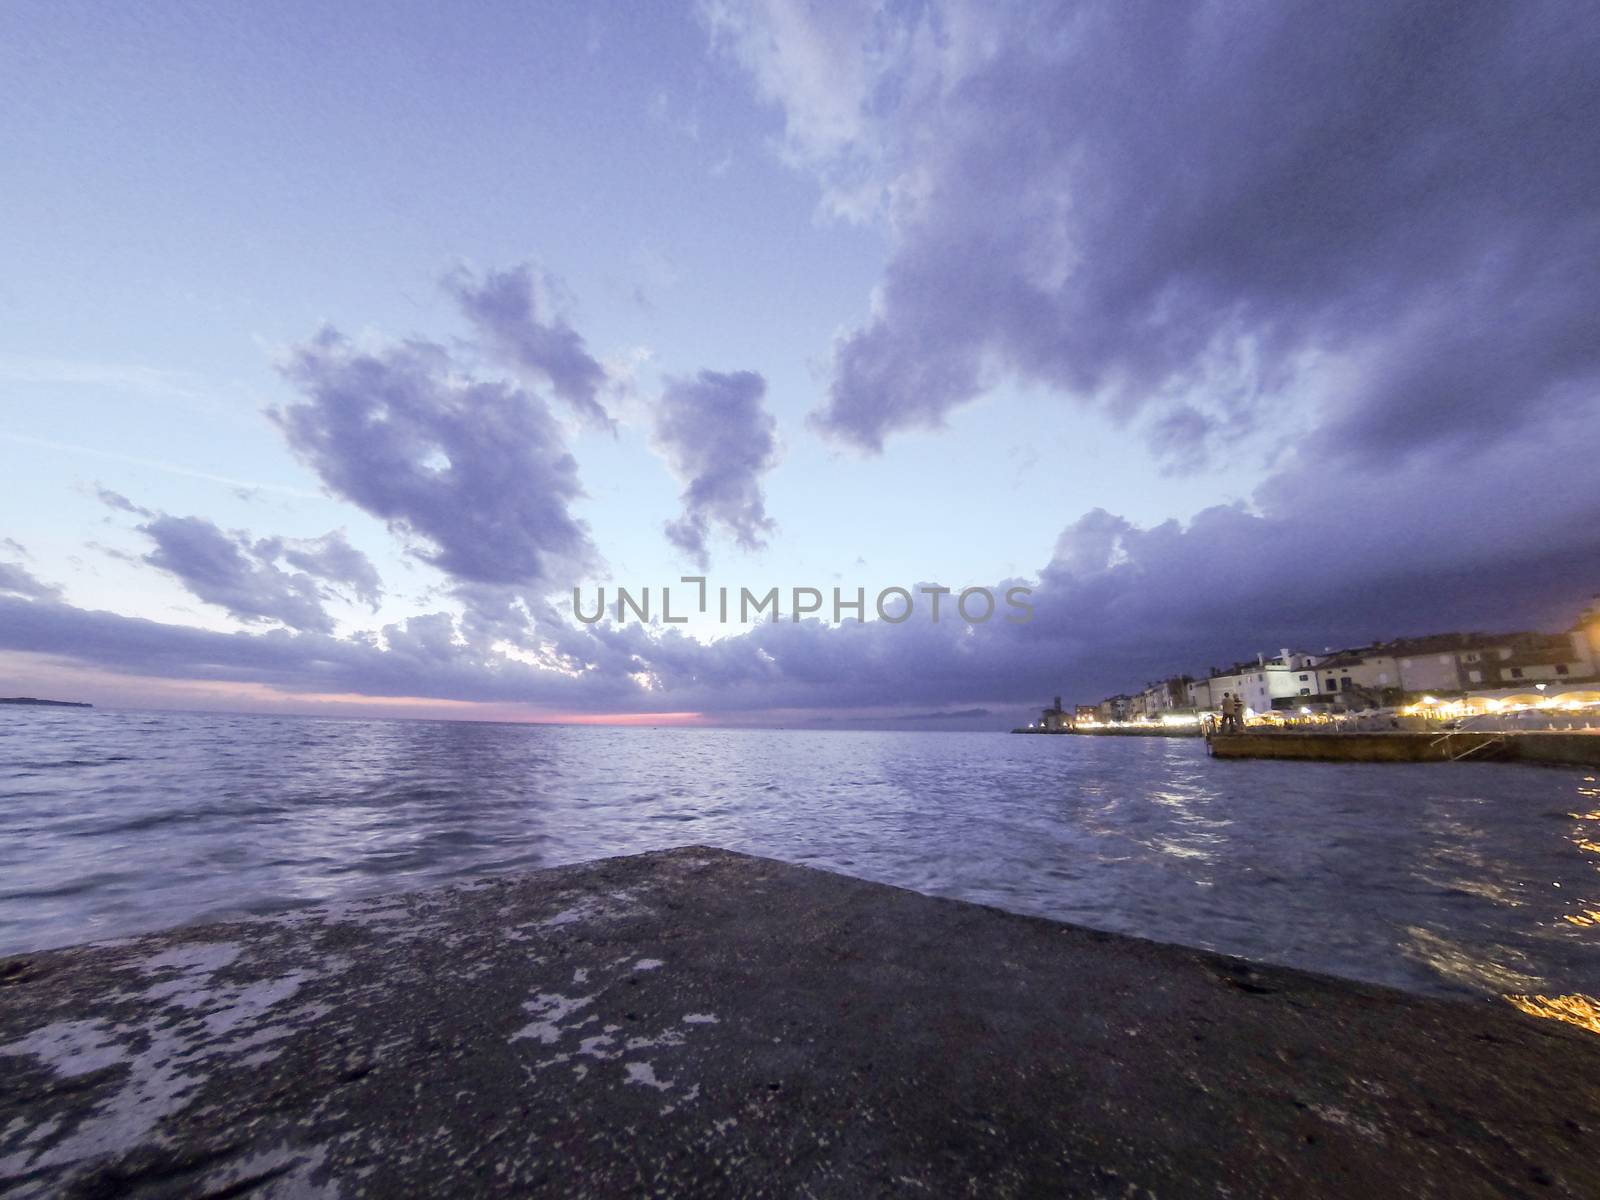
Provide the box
[0,697,93,708]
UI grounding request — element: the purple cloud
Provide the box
[7,394,1596,716]
[259,530,383,610]
[713,2,1600,470]
[135,514,382,634]
[0,595,637,709]
[274,329,596,593]
[94,487,152,517]
[0,559,61,602]
[445,264,614,432]
[651,370,778,568]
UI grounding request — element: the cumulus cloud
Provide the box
[709,1,1600,470]
[651,369,778,568]
[274,329,596,594]
[259,530,384,610]
[445,264,614,432]
[701,0,887,169]
[135,514,383,633]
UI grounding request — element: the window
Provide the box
[1557,664,1570,675]
[1468,670,1482,683]
[1510,667,1524,679]
[1298,674,1308,681]
[1299,688,1310,695]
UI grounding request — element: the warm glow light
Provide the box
[556,711,707,726]
[1505,993,1600,1038]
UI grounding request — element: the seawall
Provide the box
[1209,730,1600,767]
[1013,725,1202,737]
[4,846,1598,1197]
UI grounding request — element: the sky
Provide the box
[2,0,1598,728]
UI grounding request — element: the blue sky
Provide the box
[3,1,1597,724]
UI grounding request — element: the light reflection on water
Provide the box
[1,708,1598,1008]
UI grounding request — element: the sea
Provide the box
[3,706,1598,1006]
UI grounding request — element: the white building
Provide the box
[1577,599,1600,669]
[1386,631,1598,693]
[1206,649,1323,716]
[1313,647,1400,701]
[1138,676,1195,717]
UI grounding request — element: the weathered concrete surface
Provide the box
[1210,729,1600,766]
[3,847,1599,1198]
[1517,731,1600,767]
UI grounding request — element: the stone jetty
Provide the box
[1207,729,1600,767]
[4,847,1599,1197]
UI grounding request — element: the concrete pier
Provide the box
[1012,725,1201,737]
[1208,729,1600,766]
[4,846,1599,1197]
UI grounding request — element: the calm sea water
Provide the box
[2,707,1598,1003]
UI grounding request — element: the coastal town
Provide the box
[1031,597,1600,734]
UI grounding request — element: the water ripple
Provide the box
[1,708,1598,1004]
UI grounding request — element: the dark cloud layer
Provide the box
[7,397,1596,716]
[721,1,1600,471]
[446,264,614,432]
[135,514,383,634]
[652,370,778,568]
[275,329,596,593]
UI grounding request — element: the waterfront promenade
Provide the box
[4,847,1598,1196]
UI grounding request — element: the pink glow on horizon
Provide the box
[553,711,707,726]
[0,652,709,725]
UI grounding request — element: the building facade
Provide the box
[1206,650,1323,715]
[1067,599,1600,722]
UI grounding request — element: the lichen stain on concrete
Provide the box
[511,990,600,1047]
[1,933,336,1188]
[624,1061,673,1092]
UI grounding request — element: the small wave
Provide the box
[0,872,133,902]
[8,759,120,770]
[64,808,204,836]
